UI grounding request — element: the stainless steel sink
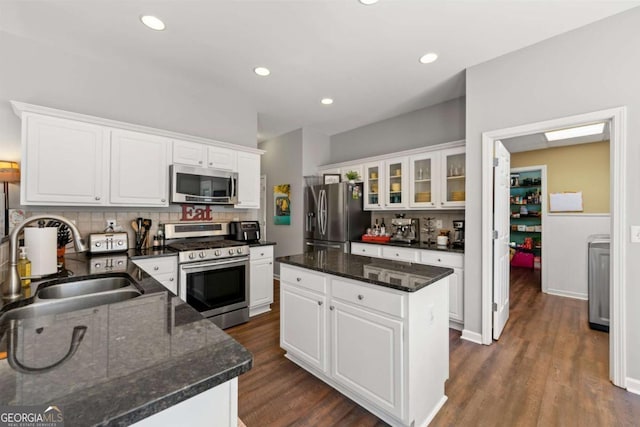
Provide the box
[37,277,136,299]
[0,275,144,322]
[0,291,141,321]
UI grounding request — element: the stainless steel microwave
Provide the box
[170,164,238,205]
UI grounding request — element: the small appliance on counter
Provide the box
[88,232,129,254]
[452,220,465,249]
[229,221,261,242]
[390,216,420,243]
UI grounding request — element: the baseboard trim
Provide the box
[545,289,588,300]
[449,320,463,331]
[419,395,448,427]
[626,377,640,395]
[273,274,280,280]
[461,329,483,345]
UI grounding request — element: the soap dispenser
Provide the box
[17,246,32,287]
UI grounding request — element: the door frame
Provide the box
[481,107,627,388]
[509,165,548,293]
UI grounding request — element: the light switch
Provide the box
[631,226,640,243]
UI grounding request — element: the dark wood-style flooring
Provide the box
[227,268,640,426]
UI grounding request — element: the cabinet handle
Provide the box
[269,262,273,265]
[198,160,203,164]
[438,258,442,262]
[296,277,302,282]
[260,252,264,256]
[396,253,400,257]
[161,198,166,202]
[357,294,364,300]
[362,249,366,252]
[330,306,335,311]
[95,196,101,201]
[169,277,174,281]
[317,301,323,306]
[209,162,213,166]
[154,266,159,271]
[441,202,444,205]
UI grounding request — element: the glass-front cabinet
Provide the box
[363,162,384,209]
[385,157,407,208]
[409,152,438,208]
[441,147,466,208]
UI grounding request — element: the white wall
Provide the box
[465,8,640,379]
[0,31,258,164]
[302,128,331,176]
[545,215,610,299]
[329,97,465,163]
[259,129,304,274]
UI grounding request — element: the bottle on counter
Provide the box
[17,247,32,287]
[373,219,380,236]
[380,218,386,236]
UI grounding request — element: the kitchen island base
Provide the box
[279,261,450,427]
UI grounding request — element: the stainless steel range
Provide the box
[164,222,250,329]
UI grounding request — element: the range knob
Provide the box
[95,242,102,247]
[237,247,243,254]
[188,253,196,260]
[199,251,206,258]
[214,249,222,256]
[228,248,235,255]
[117,240,124,246]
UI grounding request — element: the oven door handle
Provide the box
[180,257,249,270]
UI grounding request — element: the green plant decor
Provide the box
[345,170,360,181]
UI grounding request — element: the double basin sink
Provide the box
[0,275,143,322]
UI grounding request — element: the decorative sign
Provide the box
[180,205,214,221]
[273,184,291,226]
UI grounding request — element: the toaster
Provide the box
[88,232,129,254]
[229,221,261,242]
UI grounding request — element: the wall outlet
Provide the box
[435,220,443,229]
[631,225,640,243]
[106,219,117,229]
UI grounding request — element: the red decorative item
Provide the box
[511,251,534,268]
[362,235,391,243]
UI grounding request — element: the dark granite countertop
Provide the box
[127,247,178,259]
[249,240,276,247]
[0,253,252,426]
[277,249,453,292]
[352,239,464,254]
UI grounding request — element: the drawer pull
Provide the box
[330,306,335,311]
[169,277,174,281]
[362,249,366,252]
[438,258,441,262]
[357,294,364,300]
[296,277,302,282]
[260,252,264,256]
[317,301,323,306]
[396,253,400,257]
[269,262,273,265]
[95,196,101,201]
[154,266,159,271]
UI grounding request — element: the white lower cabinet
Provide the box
[131,256,178,296]
[280,264,449,427]
[351,243,464,328]
[249,246,274,316]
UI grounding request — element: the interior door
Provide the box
[493,140,511,340]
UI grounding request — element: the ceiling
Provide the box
[502,122,611,153]
[1,1,638,143]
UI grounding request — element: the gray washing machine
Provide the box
[588,235,610,332]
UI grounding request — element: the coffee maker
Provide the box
[452,220,465,249]
[390,217,420,243]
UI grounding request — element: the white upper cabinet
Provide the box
[207,146,237,171]
[440,146,466,208]
[363,162,384,210]
[340,164,364,183]
[109,130,171,206]
[385,157,408,209]
[235,152,260,208]
[21,114,109,206]
[172,139,207,167]
[409,151,439,208]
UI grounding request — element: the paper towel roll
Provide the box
[25,227,58,276]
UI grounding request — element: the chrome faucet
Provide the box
[3,214,89,302]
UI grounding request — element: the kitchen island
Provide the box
[277,249,452,427]
[0,253,252,426]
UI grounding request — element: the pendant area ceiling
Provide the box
[1,1,638,142]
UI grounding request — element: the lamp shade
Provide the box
[0,160,20,183]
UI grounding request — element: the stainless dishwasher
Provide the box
[588,235,610,332]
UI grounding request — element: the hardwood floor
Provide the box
[227,269,640,426]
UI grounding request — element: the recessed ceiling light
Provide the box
[419,53,438,64]
[254,67,271,77]
[321,98,334,105]
[359,0,379,5]
[140,15,165,31]
[544,123,605,141]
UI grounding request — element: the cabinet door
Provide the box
[330,300,403,418]
[440,146,466,208]
[110,130,170,206]
[250,258,274,310]
[173,140,206,167]
[409,152,439,208]
[448,267,464,322]
[340,164,364,183]
[385,157,407,209]
[235,152,260,208]
[363,162,384,210]
[280,283,327,372]
[207,146,237,171]
[23,114,108,205]
[132,256,178,295]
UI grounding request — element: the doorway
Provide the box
[481,107,627,388]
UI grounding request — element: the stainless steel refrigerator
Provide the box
[304,182,370,253]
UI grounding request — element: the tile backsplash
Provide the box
[370,210,465,243]
[20,207,258,250]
